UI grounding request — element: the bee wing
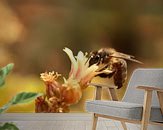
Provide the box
[111,51,135,58]
[110,52,143,64]
[117,52,135,58]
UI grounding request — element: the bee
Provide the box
[89,48,142,89]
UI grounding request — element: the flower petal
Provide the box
[82,64,98,78]
[63,47,78,78]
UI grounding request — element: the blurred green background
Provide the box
[0,0,163,112]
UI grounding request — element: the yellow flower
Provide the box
[62,78,82,104]
[40,71,62,98]
[63,47,99,89]
[40,71,61,83]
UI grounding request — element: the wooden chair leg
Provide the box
[109,87,126,129]
[121,121,127,130]
[95,86,102,100]
[92,86,101,130]
[92,113,98,130]
[141,90,152,130]
[108,88,118,101]
[157,91,163,114]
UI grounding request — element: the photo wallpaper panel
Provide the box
[0,0,163,113]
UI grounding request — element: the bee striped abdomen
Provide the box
[111,58,127,89]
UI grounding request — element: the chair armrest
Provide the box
[137,86,163,114]
[89,83,117,89]
[137,86,163,123]
[137,86,163,92]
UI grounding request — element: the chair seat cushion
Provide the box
[86,100,163,123]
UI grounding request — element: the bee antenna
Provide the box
[85,55,91,64]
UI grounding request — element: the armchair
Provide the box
[86,68,163,130]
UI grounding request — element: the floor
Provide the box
[0,113,141,130]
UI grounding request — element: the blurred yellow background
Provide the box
[0,0,163,112]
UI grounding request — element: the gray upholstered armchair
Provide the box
[86,68,163,130]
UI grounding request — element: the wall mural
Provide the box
[35,47,141,113]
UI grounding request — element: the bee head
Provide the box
[89,49,110,66]
[89,50,100,66]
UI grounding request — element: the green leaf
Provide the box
[0,123,19,130]
[0,63,14,87]
[11,92,42,105]
[0,92,42,113]
[0,102,12,114]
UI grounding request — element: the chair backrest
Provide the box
[122,68,163,107]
